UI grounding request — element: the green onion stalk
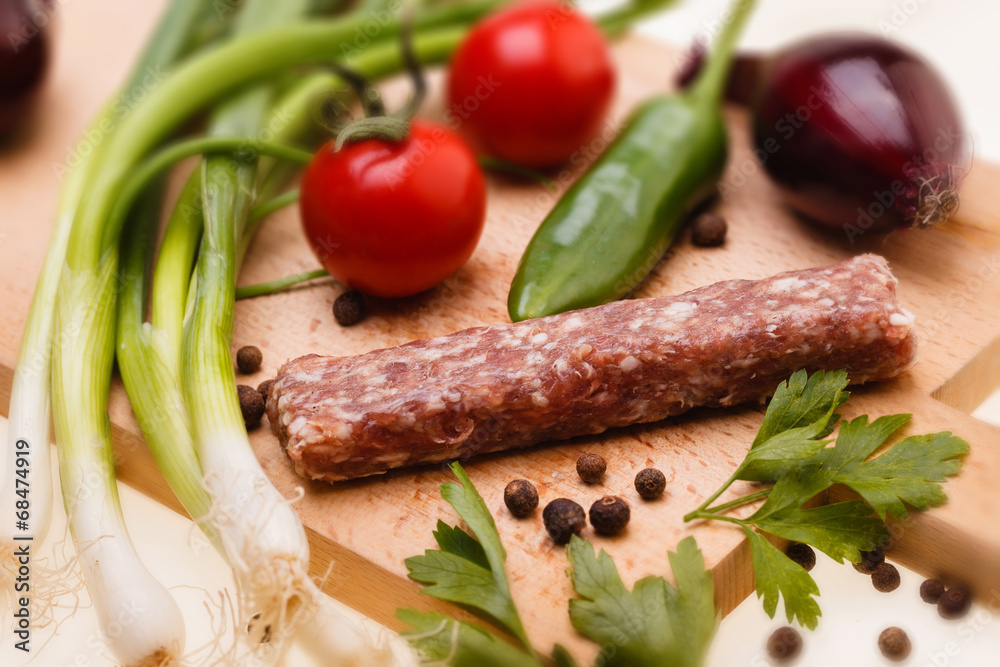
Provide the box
[0,0,217,658]
[120,0,406,661]
[117,77,410,665]
[181,2,323,661]
[101,2,504,663]
[116,0,319,567]
[38,0,674,662]
[115,24,497,667]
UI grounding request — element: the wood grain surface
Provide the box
[2,1,1000,660]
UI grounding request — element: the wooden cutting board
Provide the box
[3,1,1000,660]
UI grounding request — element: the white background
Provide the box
[5,1,1000,665]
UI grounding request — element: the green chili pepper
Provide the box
[508,0,756,321]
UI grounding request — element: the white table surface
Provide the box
[5,1,1000,665]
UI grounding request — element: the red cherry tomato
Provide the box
[447,0,615,169]
[299,121,487,299]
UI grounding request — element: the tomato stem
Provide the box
[333,13,428,150]
[334,116,411,150]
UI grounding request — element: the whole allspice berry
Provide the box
[589,496,630,536]
[634,468,666,500]
[871,562,901,593]
[938,586,972,620]
[766,626,802,663]
[691,212,728,247]
[785,543,816,572]
[257,378,275,403]
[237,384,266,429]
[543,499,586,544]
[236,345,263,374]
[920,578,946,604]
[334,290,366,326]
[576,453,607,484]
[878,627,911,662]
[853,546,885,574]
[503,479,539,518]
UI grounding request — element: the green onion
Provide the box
[1,0,215,556]
[42,2,225,663]
[248,188,302,224]
[28,0,676,662]
[185,3,317,651]
[1,0,225,661]
[116,1,453,660]
[118,171,219,555]
[235,268,330,300]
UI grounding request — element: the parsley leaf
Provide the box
[737,369,849,482]
[747,467,833,520]
[829,427,969,519]
[401,465,581,666]
[752,502,887,563]
[552,644,580,667]
[743,528,822,629]
[567,536,718,667]
[751,369,849,448]
[432,520,491,570]
[687,370,969,631]
[737,426,831,482]
[403,462,532,651]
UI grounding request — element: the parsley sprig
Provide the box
[400,462,575,666]
[401,463,719,667]
[567,535,718,667]
[684,370,969,629]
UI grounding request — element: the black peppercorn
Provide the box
[589,496,630,536]
[237,384,265,429]
[691,212,727,247]
[334,290,366,326]
[766,626,802,663]
[938,586,972,620]
[852,546,884,574]
[236,345,262,374]
[576,453,607,484]
[504,479,539,518]
[785,543,816,572]
[871,562,900,593]
[878,627,911,662]
[920,578,945,604]
[543,498,586,544]
[257,378,275,403]
[634,468,666,500]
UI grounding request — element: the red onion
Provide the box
[0,0,50,137]
[680,34,968,239]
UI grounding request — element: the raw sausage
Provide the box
[268,254,916,482]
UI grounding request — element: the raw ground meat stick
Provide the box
[268,254,917,482]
